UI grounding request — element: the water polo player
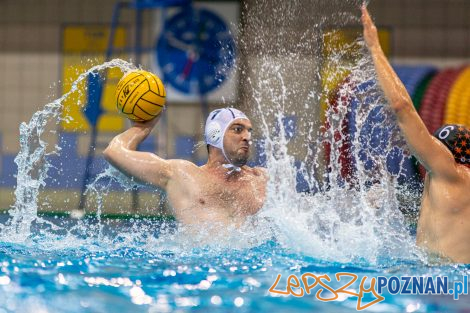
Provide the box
[362,5,470,263]
[103,107,267,226]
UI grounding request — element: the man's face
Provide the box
[223,119,253,167]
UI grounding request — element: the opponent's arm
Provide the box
[103,116,172,189]
[361,5,458,180]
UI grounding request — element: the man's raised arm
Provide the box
[361,5,458,180]
[103,116,173,189]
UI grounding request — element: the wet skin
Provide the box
[104,117,267,226]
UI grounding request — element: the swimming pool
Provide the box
[0,214,468,313]
[2,8,469,310]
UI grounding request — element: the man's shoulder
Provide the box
[457,165,470,187]
[244,166,268,178]
[428,164,470,196]
[168,159,200,172]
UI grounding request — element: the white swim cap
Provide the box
[204,108,249,165]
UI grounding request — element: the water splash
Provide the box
[2,59,136,241]
[1,1,424,267]
[238,1,422,264]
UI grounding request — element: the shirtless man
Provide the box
[103,108,267,226]
[362,6,470,263]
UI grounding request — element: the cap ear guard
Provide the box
[433,124,470,165]
[205,121,222,145]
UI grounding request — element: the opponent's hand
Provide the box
[361,4,380,50]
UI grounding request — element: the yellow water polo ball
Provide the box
[115,70,166,122]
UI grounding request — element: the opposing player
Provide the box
[362,5,470,263]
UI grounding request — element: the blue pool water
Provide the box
[0,216,469,313]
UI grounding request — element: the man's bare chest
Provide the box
[194,175,265,215]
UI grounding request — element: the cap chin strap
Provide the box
[222,163,242,174]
